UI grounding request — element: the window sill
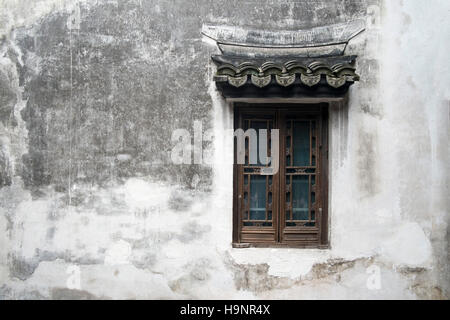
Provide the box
[232,242,329,249]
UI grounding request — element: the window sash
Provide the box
[233,104,329,248]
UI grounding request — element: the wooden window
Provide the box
[233,104,329,248]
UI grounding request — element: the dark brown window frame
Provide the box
[232,102,329,249]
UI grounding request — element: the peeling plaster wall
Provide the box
[0,0,448,300]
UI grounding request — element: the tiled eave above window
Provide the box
[211,55,359,99]
[213,55,359,88]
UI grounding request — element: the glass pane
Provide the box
[249,176,266,220]
[292,175,309,220]
[293,121,310,166]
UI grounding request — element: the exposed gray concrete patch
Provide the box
[168,190,193,212]
[168,258,214,296]
[38,249,103,266]
[0,284,47,300]
[124,220,211,250]
[224,252,298,292]
[129,232,175,249]
[45,226,56,240]
[8,254,39,280]
[330,99,350,167]
[225,252,377,293]
[0,40,26,190]
[176,221,211,242]
[131,253,157,270]
[0,67,16,125]
[231,262,292,292]
[397,266,447,299]
[0,284,13,300]
[0,145,12,187]
[8,249,104,281]
[189,259,212,282]
[360,103,383,119]
[356,129,380,197]
[0,180,31,235]
[12,0,215,192]
[359,59,379,86]
[204,0,377,30]
[51,287,110,300]
[397,266,427,275]
[306,258,369,280]
[227,253,445,298]
[410,284,446,300]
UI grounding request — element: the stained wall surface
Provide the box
[0,0,448,299]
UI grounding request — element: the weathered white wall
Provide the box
[0,0,448,299]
